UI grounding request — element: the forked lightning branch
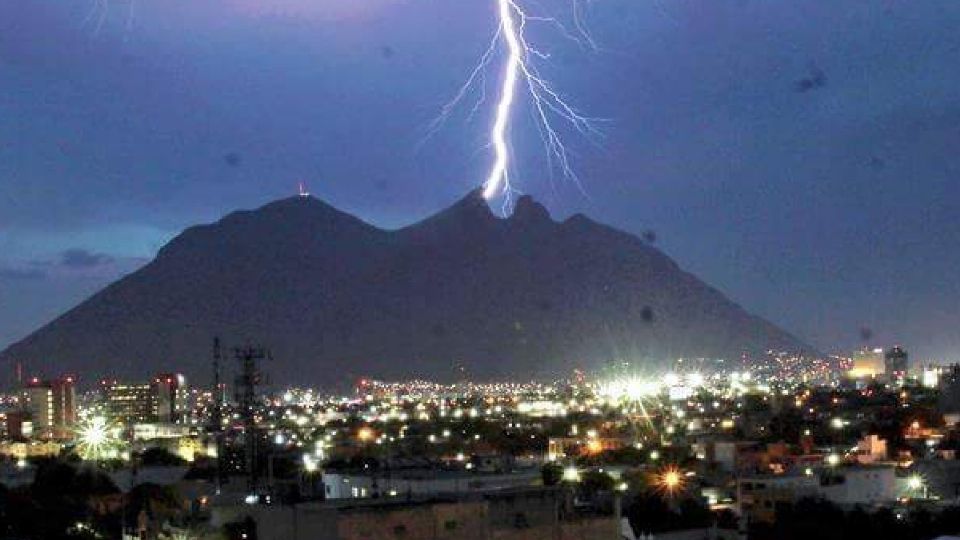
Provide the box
[433,0,599,209]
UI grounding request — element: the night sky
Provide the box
[2,1,959,362]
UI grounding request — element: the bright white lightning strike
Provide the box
[433,0,599,208]
[81,0,137,40]
[484,0,524,200]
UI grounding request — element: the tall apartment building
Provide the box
[100,373,187,425]
[22,376,76,439]
[885,346,909,380]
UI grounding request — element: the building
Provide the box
[132,423,192,441]
[321,468,541,500]
[819,464,897,506]
[852,434,888,464]
[738,472,819,523]
[706,440,766,474]
[212,488,617,540]
[737,465,898,523]
[101,373,188,425]
[0,440,63,460]
[51,377,77,438]
[22,383,53,436]
[153,373,188,423]
[547,436,629,461]
[885,346,909,381]
[101,380,157,424]
[849,348,885,379]
[939,364,960,419]
[21,376,76,439]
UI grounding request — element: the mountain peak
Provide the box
[399,186,495,236]
[448,187,494,217]
[238,194,376,230]
[510,194,552,225]
[257,194,337,214]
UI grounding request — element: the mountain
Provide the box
[1,190,810,387]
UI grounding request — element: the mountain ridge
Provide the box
[1,191,812,388]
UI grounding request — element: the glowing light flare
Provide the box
[599,378,660,400]
[77,416,122,461]
[907,474,924,491]
[653,465,685,497]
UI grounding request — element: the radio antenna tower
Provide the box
[234,345,267,495]
[210,337,225,493]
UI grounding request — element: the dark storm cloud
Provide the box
[59,249,114,269]
[0,266,46,280]
[11,248,117,274]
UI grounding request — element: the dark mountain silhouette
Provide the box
[1,190,810,387]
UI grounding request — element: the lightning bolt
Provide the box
[484,0,522,201]
[431,0,600,210]
[80,0,137,40]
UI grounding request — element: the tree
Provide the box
[579,470,615,493]
[541,463,563,486]
[139,447,188,467]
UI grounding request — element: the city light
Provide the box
[907,474,925,494]
[562,466,580,483]
[77,416,122,461]
[654,465,685,497]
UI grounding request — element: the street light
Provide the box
[357,427,374,442]
[662,470,681,491]
[907,474,928,498]
[654,465,685,497]
[907,475,923,491]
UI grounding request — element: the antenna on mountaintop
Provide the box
[298,181,310,198]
